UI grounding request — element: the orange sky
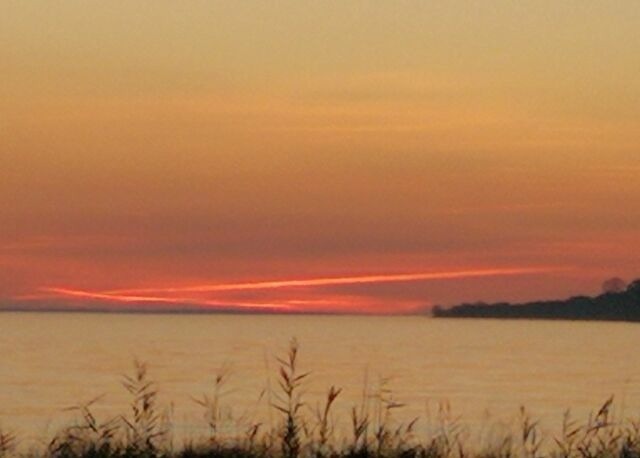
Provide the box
[1,2,639,314]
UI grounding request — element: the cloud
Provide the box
[105,267,563,295]
[29,266,566,315]
[39,287,293,312]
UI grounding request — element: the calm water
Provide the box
[1,312,640,445]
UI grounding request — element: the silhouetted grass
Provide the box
[0,428,17,457]
[4,339,640,458]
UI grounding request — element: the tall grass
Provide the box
[0,428,16,457]
[3,340,640,458]
[272,338,308,458]
[120,359,169,454]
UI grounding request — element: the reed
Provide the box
[120,359,167,454]
[192,364,232,447]
[3,342,640,458]
[46,395,119,457]
[0,428,16,458]
[272,338,308,458]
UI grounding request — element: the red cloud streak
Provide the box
[34,266,566,314]
[104,267,562,295]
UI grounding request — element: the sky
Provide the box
[1,1,639,314]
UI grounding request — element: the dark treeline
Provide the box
[433,279,640,321]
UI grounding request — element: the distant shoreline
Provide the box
[4,278,640,320]
[0,307,409,317]
[433,278,640,322]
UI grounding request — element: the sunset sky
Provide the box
[1,1,639,314]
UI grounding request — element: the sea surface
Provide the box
[1,312,639,447]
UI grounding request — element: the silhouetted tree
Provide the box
[627,279,640,296]
[602,277,627,294]
[433,276,640,322]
